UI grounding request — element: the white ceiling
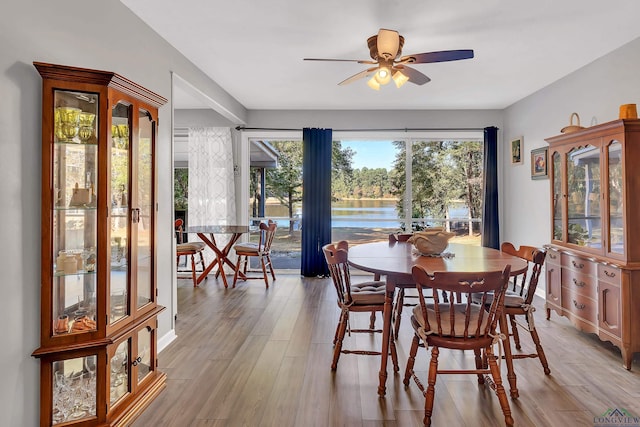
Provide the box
[122,0,640,111]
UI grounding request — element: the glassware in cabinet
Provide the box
[52,89,99,337]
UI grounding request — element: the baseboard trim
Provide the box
[158,329,177,353]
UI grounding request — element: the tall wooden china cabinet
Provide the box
[31,62,167,426]
[545,119,640,369]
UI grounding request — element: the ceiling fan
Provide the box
[304,28,474,90]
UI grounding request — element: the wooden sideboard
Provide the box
[545,119,640,369]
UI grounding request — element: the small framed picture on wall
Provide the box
[511,136,523,165]
[531,147,548,180]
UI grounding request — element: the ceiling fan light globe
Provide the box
[374,67,391,85]
[367,77,381,90]
[392,70,409,88]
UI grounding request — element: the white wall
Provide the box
[0,2,245,426]
[501,37,640,250]
[247,109,502,130]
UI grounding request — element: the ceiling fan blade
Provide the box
[397,65,431,85]
[377,28,400,59]
[304,58,377,65]
[400,49,474,64]
[338,67,378,86]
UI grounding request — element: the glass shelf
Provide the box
[54,206,98,211]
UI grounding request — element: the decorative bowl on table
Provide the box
[407,228,455,256]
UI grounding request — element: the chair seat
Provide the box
[234,242,261,253]
[350,281,386,305]
[471,290,525,308]
[177,241,206,252]
[412,303,488,337]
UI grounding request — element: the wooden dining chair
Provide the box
[403,264,514,427]
[232,220,277,288]
[322,241,399,371]
[498,242,550,374]
[175,219,206,287]
[385,232,449,338]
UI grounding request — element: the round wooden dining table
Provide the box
[348,241,529,397]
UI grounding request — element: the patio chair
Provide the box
[175,219,206,287]
[232,220,277,288]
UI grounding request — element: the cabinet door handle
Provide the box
[572,278,586,288]
[549,253,557,260]
[604,270,616,278]
[572,260,584,269]
[572,299,585,310]
[132,356,142,366]
[548,268,554,273]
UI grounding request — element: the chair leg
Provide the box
[393,289,405,338]
[403,334,420,385]
[474,348,485,384]
[424,346,440,427]
[190,254,197,287]
[198,251,206,272]
[486,346,514,427]
[332,311,348,370]
[232,256,243,288]
[266,254,276,280]
[509,314,521,350]
[332,317,341,346]
[499,313,518,399]
[389,328,399,372]
[260,256,269,288]
[369,311,376,329]
[529,326,551,375]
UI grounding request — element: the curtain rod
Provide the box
[234,126,489,132]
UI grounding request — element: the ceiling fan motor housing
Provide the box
[367,34,404,60]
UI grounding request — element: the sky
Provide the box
[341,140,397,171]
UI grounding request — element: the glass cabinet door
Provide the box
[551,151,563,241]
[109,339,130,408]
[109,102,131,325]
[566,144,601,248]
[52,354,97,425]
[135,325,154,384]
[52,90,98,336]
[567,144,602,248]
[136,110,154,310]
[607,140,624,254]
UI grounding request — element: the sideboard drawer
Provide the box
[561,286,598,326]
[561,268,597,300]
[597,264,622,285]
[546,249,561,265]
[561,253,595,275]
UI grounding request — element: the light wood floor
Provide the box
[133,273,640,427]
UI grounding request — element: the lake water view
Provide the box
[258,199,479,269]
[264,199,402,229]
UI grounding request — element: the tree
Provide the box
[174,168,188,210]
[264,140,355,233]
[449,141,483,234]
[391,140,483,232]
[265,141,303,234]
[331,141,355,200]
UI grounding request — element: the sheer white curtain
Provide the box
[188,127,236,263]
